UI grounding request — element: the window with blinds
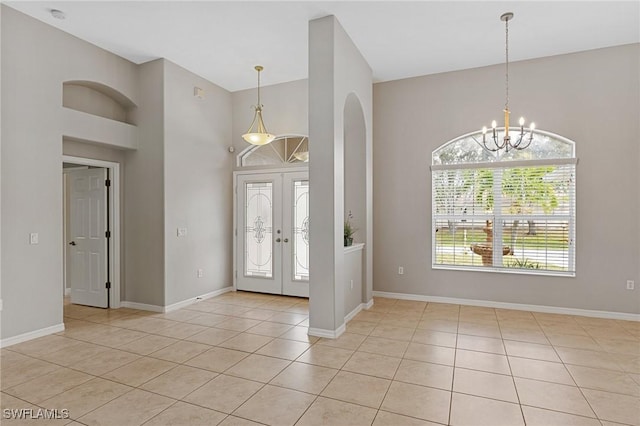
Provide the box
[431,130,576,276]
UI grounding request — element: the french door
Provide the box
[236,171,309,297]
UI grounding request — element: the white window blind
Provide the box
[432,157,576,275]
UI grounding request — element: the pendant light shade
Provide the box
[242,65,276,146]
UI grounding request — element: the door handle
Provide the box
[275,238,281,243]
[283,238,289,243]
[69,241,76,246]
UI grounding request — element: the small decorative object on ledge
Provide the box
[344,211,357,247]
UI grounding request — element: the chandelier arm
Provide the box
[512,128,526,149]
[493,133,507,150]
[515,133,534,150]
[245,108,259,133]
[473,135,498,152]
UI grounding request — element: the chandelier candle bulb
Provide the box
[519,116,525,126]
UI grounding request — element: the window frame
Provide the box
[431,130,577,277]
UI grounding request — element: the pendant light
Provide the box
[481,12,535,152]
[242,65,276,145]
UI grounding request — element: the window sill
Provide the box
[432,264,575,278]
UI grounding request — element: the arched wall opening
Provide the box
[344,93,366,240]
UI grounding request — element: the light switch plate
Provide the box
[29,233,39,244]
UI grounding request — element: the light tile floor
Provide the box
[2,292,639,425]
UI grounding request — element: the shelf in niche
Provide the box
[63,80,137,125]
[344,243,365,254]
[62,107,138,151]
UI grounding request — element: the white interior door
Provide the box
[68,168,108,308]
[236,171,309,297]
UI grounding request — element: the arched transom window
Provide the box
[431,129,577,275]
[237,135,308,168]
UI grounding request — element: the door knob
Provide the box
[69,241,76,246]
[283,238,289,243]
[275,238,281,243]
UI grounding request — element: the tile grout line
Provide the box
[447,303,461,426]
[496,307,527,425]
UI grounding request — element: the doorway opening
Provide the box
[62,156,120,309]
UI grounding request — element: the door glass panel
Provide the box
[293,180,309,281]
[245,182,273,278]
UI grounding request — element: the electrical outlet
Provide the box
[177,227,188,237]
[398,266,404,275]
[350,280,354,290]
[197,269,204,278]
[627,280,635,290]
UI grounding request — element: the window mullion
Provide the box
[492,168,503,267]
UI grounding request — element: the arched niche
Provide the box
[63,80,137,125]
[237,134,309,168]
[343,93,366,241]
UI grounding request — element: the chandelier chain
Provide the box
[505,16,509,111]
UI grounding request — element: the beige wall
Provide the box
[373,44,640,314]
[163,60,233,305]
[1,6,139,339]
[1,8,235,343]
[123,59,165,306]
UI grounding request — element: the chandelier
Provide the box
[481,12,535,152]
[242,65,276,146]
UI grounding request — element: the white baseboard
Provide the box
[164,286,233,313]
[372,291,640,321]
[120,301,164,313]
[365,298,374,309]
[122,286,234,314]
[344,304,364,323]
[308,323,346,339]
[0,323,65,348]
[64,288,71,296]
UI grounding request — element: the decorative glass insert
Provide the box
[245,182,273,278]
[293,180,309,281]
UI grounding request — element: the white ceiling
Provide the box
[5,1,640,92]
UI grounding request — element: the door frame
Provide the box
[233,166,308,292]
[62,155,120,308]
